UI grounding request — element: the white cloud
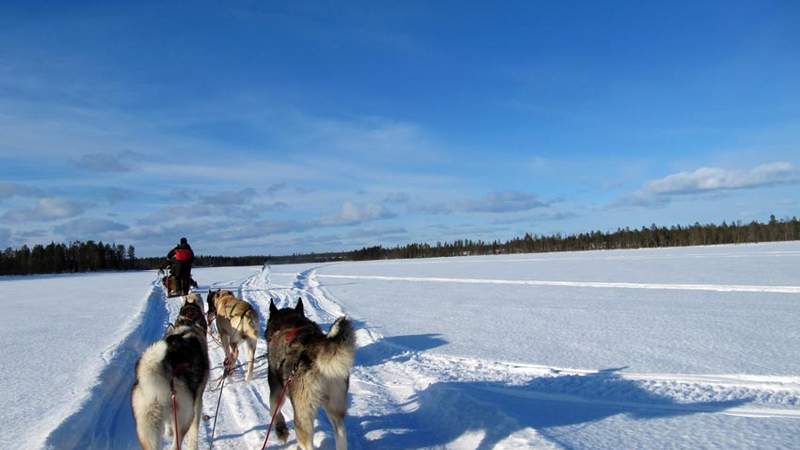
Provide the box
[614,161,800,208]
[645,162,799,195]
[319,201,396,226]
[2,197,86,222]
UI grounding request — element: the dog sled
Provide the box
[161,274,182,298]
[160,268,197,298]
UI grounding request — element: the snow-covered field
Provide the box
[2,242,800,449]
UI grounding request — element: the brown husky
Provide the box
[206,289,259,381]
[266,298,355,450]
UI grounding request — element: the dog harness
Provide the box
[268,326,300,348]
[283,327,299,344]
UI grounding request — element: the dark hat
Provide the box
[180,237,188,244]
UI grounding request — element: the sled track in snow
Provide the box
[309,274,800,294]
[43,266,800,449]
[300,269,800,415]
[196,267,352,449]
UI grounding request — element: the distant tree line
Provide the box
[0,241,135,275]
[133,254,275,270]
[348,215,800,260]
[1,215,798,275]
[136,253,347,270]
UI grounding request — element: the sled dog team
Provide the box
[131,290,356,450]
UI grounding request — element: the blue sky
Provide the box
[1,1,798,256]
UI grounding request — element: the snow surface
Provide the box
[2,242,800,449]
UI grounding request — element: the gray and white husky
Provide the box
[131,295,209,450]
[266,298,356,450]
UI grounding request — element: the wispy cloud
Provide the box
[266,182,288,195]
[0,182,43,202]
[0,227,10,248]
[2,198,86,222]
[412,191,553,215]
[318,201,396,226]
[383,192,411,204]
[200,188,258,206]
[490,210,578,225]
[344,226,407,239]
[73,150,147,172]
[54,218,129,238]
[465,191,551,213]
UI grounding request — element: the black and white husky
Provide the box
[265,298,355,450]
[131,295,209,450]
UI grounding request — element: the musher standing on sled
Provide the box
[167,237,195,294]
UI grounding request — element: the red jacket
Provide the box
[173,248,193,261]
[168,244,194,263]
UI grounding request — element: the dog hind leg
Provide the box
[267,369,289,442]
[245,336,256,381]
[292,398,316,450]
[133,399,164,450]
[220,332,231,362]
[183,390,204,450]
[323,378,349,450]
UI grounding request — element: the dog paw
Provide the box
[276,424,289,442]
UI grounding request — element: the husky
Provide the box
[131,297,209,450]
[176,293,207,333]
[266,298,355,450]
[206,289,259,380]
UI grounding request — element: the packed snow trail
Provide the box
[197,266,800,449]
[37,257,800,449]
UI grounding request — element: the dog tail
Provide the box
[316,317,356,379]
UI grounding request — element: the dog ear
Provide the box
[270,298,278,314]
[295,298,304,314]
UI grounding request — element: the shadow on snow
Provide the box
[354,367,752,449]
[356,333,449,368]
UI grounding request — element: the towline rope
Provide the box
[258,367,297,450]
[170,381,180,450]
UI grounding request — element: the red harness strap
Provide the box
[169,363,192,450]
[260,328,301,449]
[169,377,181,450]
[259,367,298,450]
[283,327,299,344]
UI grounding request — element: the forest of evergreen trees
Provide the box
[349,215,800,260]
[1,215,798,275]
[0,241,136,275]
